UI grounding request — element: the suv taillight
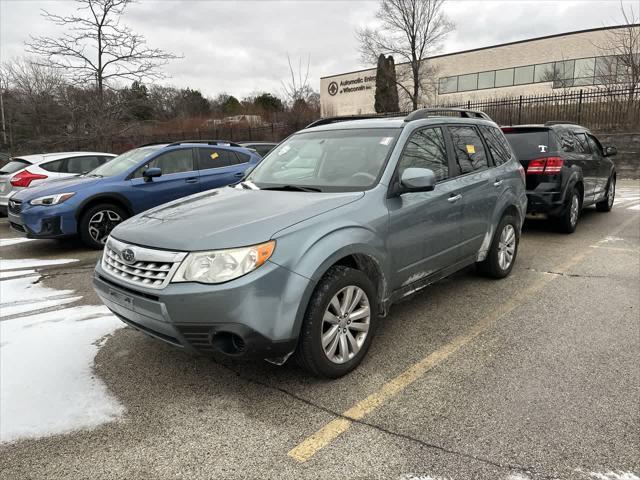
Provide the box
[10,170,48,187]
[527,157,563,175]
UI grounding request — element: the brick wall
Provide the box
[594,132,640,179]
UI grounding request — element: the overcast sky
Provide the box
[0,0,635,99]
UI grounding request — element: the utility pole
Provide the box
[0,90,6,145]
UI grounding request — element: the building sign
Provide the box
[328,75,376,96]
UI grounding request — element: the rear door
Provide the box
[387,125,463,290]
[129,148,201,212]
[446,124,498,259]
[196,147,248,191]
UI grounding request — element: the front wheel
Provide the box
[295,266,378,378]
[477,214,519,279]
[79,204,127,249]
[596,175,615,212]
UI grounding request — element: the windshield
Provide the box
[246,128,400,192]
[88,146,162,177]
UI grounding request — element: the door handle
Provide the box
[493,179,503,187]
[447,194,462,203]
[233,172,244,178]
[185,177,198,184]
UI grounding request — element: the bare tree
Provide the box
[26,0,178,100]
[357,0,454,110]
[595,3,640,100]
[282,53,315,105]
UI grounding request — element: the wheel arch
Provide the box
[75,193,134,221]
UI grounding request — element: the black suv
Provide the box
[502,122,617,233]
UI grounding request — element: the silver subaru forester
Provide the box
[93,108,527,378]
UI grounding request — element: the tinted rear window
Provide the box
[0,159,30,175]
[502,129,555,160]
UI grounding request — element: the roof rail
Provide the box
[137,141,172,148]
[404,108,493,122]
[305,114,404,129]
[166,140,243,147]
[544,121,580,126]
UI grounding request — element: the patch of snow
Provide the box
[600,236,624,243]
[0,237,36,247]
[587,472,640,480]
[0,276,80,318]
[0,257,78,270]
[0,305,125,443]
[0,269,36,279]
[400,475,450,480]
[507,474,532,480]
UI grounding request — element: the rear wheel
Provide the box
[555,189,581,234]
[79,203,127,249]
[295,266,377,378]
[477,214,519,278]
[596,175,615,212]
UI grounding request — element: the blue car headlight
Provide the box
[30,192,76,206]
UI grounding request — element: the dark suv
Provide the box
[502,122,617,233]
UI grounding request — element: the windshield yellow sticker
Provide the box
[466,144,476,154]
[210,152,219,160]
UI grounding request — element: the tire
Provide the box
[477,214,519,279]
[555,188,581,234]
[79,203,127,249]
[596,175,615,212]
[295,266,378,378]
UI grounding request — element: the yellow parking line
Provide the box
[288,216,638,463]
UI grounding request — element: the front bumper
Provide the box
[8,201,77,239]
[93,258,309,359]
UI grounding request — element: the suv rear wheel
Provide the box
[556,189,581,234]
[296,266,377,378]
[596,175,615,212]
[477,214,519,278]
[79,203,127,249]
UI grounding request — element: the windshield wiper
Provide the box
[260,184,322,193]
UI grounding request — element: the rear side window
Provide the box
[398,127,449,182]
[66,156,101,174]
[503,129,554,160]
[448,126,488,174]
[479,126,512,166]
[197,148,238,169]
[0,159,30,175]
[232,151,251,165]
[40,159,65,172]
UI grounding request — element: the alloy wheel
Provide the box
[321,285,371,364]
[569,194,580,227]
[88,210,123,244]
[497,224,516,271]
[608,178,616,208]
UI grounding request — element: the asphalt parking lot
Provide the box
[0,181,638,480]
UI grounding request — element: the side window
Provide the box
[573,133,590,154]
[479,126,512,166]
[197,148,238,169]
[40,159,64,173]
[586,135,604,157]
[231,151,251,165]
[66,156,101,174]
[448,125,488,174]
[558,130,575,152]
[137,149,194,177]
[397,127,449,182]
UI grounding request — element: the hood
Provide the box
[13,175,102,201]
[112,186,364,251]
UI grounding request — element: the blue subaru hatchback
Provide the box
[8,141,261,248]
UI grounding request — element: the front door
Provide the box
[586,133,612,201]
[387,126,463,291]
[129,148,201,213]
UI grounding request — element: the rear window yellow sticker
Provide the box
[210,152,219,160]
[466,144,476,154]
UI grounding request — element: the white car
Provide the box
[0,151,116,215]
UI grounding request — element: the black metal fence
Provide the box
[433,86,639,131]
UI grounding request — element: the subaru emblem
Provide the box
[121,248,135,264]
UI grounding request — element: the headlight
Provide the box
[30,192,76,206]
[172,241,275,284]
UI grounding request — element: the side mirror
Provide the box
[399,168,436,193]
[603,145,617,157]
[143,167,162,182]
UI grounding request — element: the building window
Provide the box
[574,58,595,85]
[439,76,458,94]
[534,62,556,83]
[514,65,535,85]
[458,73,478,92]
[478,71,495,89]
[495,68,514,87]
